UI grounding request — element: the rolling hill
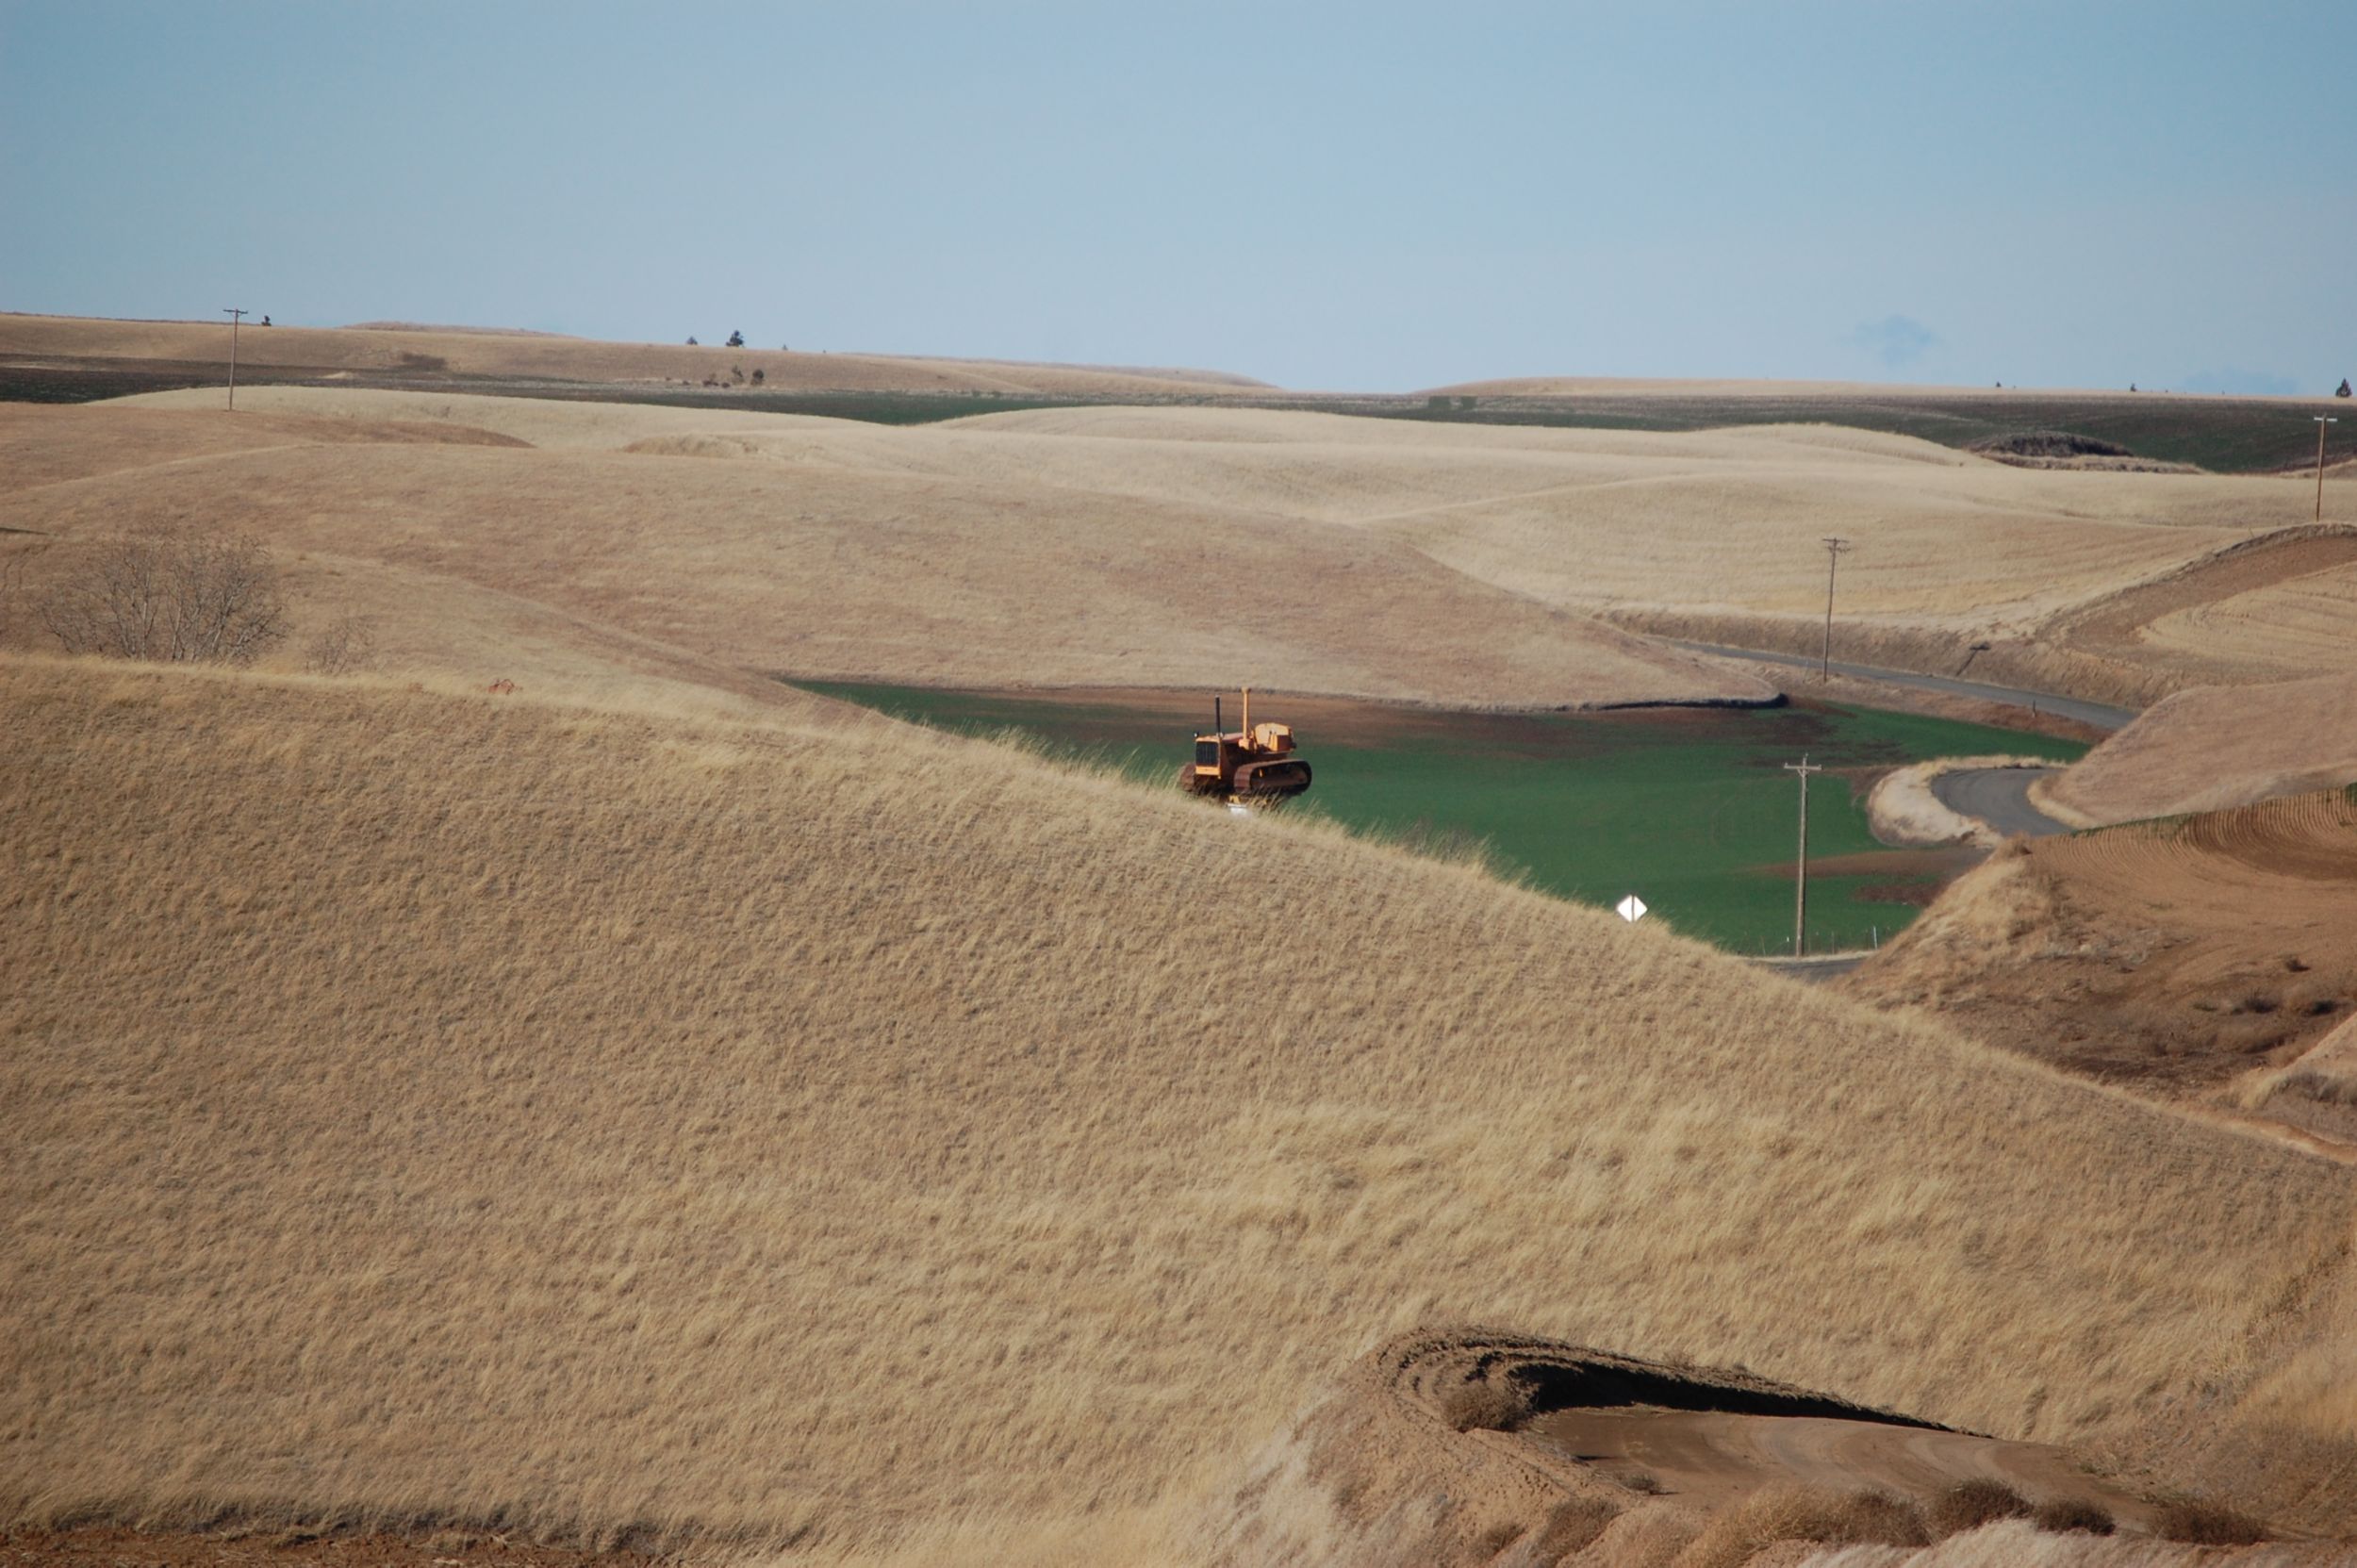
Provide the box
[0,397,1776,711]
[5,654,2357,1564]
[2034,671,2357,830]
[41,387,2352,709]
[0,313,1265,398]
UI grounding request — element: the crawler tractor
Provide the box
[1179,686,1313,804]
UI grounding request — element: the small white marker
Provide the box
[1228,801,1251,817]
[1615,893,1648,924]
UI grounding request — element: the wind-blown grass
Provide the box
[5,654,2355,1559]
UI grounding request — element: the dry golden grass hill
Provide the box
[64,387,2356,707]
[7,653,2357,1565]
[947,404,2349,703]
[2035,672,2357,827]
[0,396,1772,711]
[2258,1014,2357,1148]
[0,312,1266,397]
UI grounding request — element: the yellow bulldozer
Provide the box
[1178,686,1312,804]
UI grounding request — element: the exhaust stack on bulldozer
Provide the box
[1179,685,1313,804]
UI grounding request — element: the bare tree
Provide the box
[41,525,289,665]
[304,612,380,676]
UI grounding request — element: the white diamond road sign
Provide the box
[1616,894,1648,923]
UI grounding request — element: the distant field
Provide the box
[797,683,2085,951]
[10,363,2331,469]
[6,309,2345,470]
[1393,385,2355,473]
[0,357,1090,423]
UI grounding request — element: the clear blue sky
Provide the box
[5,1,2350,392]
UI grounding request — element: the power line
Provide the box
[1783,753,1821,957]
[223,307,247,411]
[2319,417,2340,522]
[1818,536,1852,682]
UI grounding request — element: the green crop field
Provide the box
[797,683,2085,953]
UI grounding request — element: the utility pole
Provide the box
[1818,536,1851,681]
[2318,417,2340,521]
[223,307,247,410]
[1784,753,1821,957]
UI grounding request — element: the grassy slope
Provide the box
[0,401,1770,710]
[17,389,2347,723]
[2042,673,2357,827]
[5,656,2354,1558]
[102,392,2332,686]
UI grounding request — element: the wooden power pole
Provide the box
[223,307,247,410]
[2319,417,2340,521]
[1819,536,1851,681]
[1784,753,1821,956]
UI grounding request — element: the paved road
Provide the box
[1665,640,2136,732]
[1930,766,2072,838]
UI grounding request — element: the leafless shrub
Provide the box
[40,525,288,666]
[1927,1477,2031,1536]
[304,613,380,677]
[2153,1497,2267,1544]
[2031,1496,2116,1535]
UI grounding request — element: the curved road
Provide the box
[1761,767,2070,983]
[1665,639,2136,732]
[1930,766,2072,838]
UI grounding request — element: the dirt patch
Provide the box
[1970,431,2136,460]
[861,682,1789,744]
[1532,1406,2145,1529]
[1753,848,1983,882]
[1197,1329,2239,1567]
[1843,789,2357,1105]
[1854,880,1945,906]
[1969,432,2198,473]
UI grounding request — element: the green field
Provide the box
[798,684,2085,953]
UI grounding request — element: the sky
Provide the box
[4,1,2352,393]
